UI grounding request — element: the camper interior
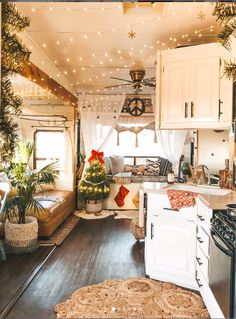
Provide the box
[0,2,236,319]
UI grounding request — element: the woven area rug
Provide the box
[39,215,80,246]
[55,277,209,318]
[114,210,139,220]
[74,210,115,220]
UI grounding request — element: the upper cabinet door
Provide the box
[161,61,189,126]
[189,57,220,124]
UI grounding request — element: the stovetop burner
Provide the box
[212,211,236,249]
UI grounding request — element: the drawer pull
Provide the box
[163,207,179,212]
[196,278,203,288]
[197,215,205,222]
[196,257,203,266]
[197,237,204,244]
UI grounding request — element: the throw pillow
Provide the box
[114,185,129,207]
[104,157,111,174]
[110,156,124,175]
[124,165,145,175]
[144,159,160,176]
[157,156,173,176]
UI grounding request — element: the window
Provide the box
[34,130,65,170]
[103,122,164,160]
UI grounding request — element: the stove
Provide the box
[209,210,236,318]
[211,211,236,249]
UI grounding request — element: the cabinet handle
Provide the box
[196,257,203,266]
[197,215,205,222]
[184,102,188,118]
[190,101,194,117]
[218,99,223,118]
[196,278,203,288]
[151,223,154,239]
[197,237,204,244]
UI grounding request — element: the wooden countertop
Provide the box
[142,182,236,210]
[198,192,236,210]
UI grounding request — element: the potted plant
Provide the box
[78,150,110,213]
[3,141,58,254]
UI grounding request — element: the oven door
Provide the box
[209,229,234,318]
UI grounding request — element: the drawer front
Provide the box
[196,199,212,234]
[196,244,209,282]
[196,226,210,257]
[147,193,171,211]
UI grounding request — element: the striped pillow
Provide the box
[157,156,172,176]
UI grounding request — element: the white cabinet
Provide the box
[145,193,197,290]
[158,43,232,129]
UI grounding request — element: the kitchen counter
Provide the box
[142,182,236,210]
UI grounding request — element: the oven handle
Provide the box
[211,229,233,257]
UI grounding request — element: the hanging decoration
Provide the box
[1,2,31,161]
[115,121,157,147]
[128,29,136,40]
[196,10,205,21]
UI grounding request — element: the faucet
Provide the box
[194,164,211,185]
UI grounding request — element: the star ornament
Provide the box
[197,10,205,21]
[128,30,136,39]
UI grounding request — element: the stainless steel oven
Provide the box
[209,211,236,319]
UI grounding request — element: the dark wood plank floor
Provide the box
[5,216,145,319]
[0,246,54,316]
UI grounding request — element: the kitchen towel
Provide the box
[167,189,197,210]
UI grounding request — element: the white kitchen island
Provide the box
[141,182,225,319]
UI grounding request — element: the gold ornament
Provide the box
[128,29,136,39]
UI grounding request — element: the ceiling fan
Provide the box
[105,70,156,93]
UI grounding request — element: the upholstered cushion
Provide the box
[124,165,145,175]
[104,157,111,175]
[144,159,160,176]
[110,156,124,175]
[157,156,172,176]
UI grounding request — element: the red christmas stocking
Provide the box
[114,186,129,207]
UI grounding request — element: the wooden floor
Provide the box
[4,216,145,319]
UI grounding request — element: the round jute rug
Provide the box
[74,210,115,219]
[55,277,209,318]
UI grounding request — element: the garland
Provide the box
[1,3,31,162]
[213,2,236,79]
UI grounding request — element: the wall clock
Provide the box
[127,97,145,116]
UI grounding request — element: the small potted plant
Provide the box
[78,150,110,213]
[3,141,58,254]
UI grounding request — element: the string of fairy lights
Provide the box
[15,2,221,104]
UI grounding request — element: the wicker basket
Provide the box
[114,172,132,184]
[130,217,145,241]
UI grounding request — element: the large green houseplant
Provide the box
[3,141,58,253]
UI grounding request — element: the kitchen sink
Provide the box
[171,184,231,196]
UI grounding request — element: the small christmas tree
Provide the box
[78,150,110,202]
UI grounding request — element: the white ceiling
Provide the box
[15,2,220,96]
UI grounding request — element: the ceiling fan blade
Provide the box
[105,83,132,89]
[142,82,156,87]
[110,76,133,83]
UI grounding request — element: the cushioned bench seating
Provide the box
[29,190,75,237]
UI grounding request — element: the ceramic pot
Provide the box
[5,216,39,254]
[86,200,103,214]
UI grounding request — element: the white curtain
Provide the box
[157,130,187,173]
[57,127,73,190]
[79,94,124,158]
